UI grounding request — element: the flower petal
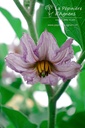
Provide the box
[5,53,29,73]
[21,33,38,63]
[36,31,59,60]
[21,69,40,85]
[55,61,81,80]
[40,72,58,86]
[52,38,73,64]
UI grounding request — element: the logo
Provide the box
[45,4,54,17]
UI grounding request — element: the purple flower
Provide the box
[5,31,81,86]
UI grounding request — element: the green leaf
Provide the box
[52,0,85,50]
[78,70,85,96]
[37,0,43,3]
[10,78,22,89]
[0,77,22,104]
[0,86,15,104]
[0,43,8,59]
[36,0,67,46]
[66,67,85,112]
[0,83,21,104]
[57,111,85,128]
[72,45,81,54]
[2,106,37,128]
[0,43,8,78]
[0,7,23,38]
[0,111,15,128]
[40,120,48,128]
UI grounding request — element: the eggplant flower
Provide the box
[5,31,81,86]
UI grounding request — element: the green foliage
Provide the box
[10,78,22,89]
[0,43,8,78]
[72,45,81,54]
[66,69,85,112]
[36,0,67,46]
[0,111,15,128]
[57,110,85,128]
[37,0,43,3]
[40,120,48,128]
[29,110,48,125]
[0,77,22,104]
[52,0,85,50]
[0,7,24,38]
[0,85,18,104]
[2,106,37,128]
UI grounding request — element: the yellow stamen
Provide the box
[36,60,52,77]
[48,64,51,73]
[45,61,49,72]
[37,62,42,73]
[41,61,44,71]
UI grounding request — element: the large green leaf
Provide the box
[2,106,37,128]
[0,7,23,38]
[66,70,85,112]
[0,111,15,128]
[78,70,85,97]
[36,0,67,46]
[66,86,85,112]
[52,0,85,50]
[57,111,85,128]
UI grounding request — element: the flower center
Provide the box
[36,60,52,77]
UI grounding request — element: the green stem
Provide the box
[53,80,70,101]
[48,98,56,128]
[45,85,56,128]
[77,50,85,64]
[53,50,85,102]
[23,0,30,10]
[45,84,54,98]
[13,0,38,43]
[29,0,36,15]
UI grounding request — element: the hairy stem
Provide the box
[13,0,38,43]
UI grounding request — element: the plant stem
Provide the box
[13,0,38,43]
[48,98,56,128]
[29,0,36,15]
[77,50,85,64]
[45,84,54,98]
[45,85,56,128]
[53,80,70,101]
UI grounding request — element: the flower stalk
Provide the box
[45,85,56,128]
[48,98,56,128]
